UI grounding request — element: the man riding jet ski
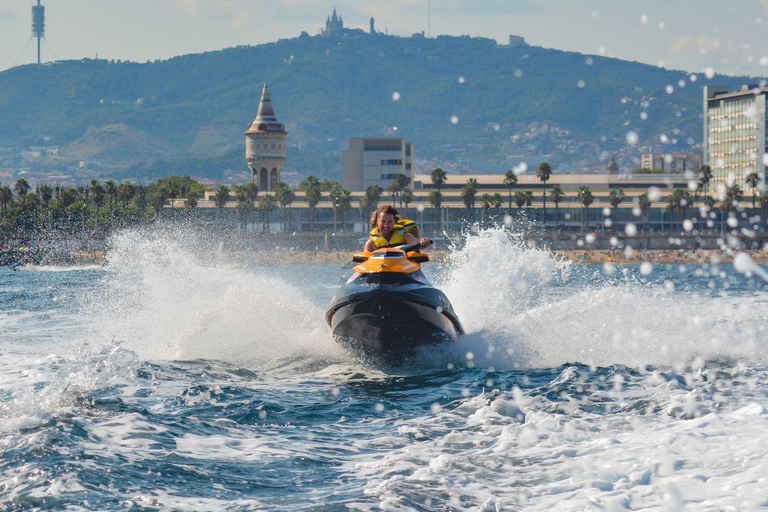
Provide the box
[327,206,463,358]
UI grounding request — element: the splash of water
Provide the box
[86,227,344,367]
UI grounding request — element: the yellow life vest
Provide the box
[369,219,418,248]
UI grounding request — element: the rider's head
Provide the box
[370,205,399,237]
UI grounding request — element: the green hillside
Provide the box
[0,33,762,178]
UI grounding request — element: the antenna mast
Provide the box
[31,0,45,64]
[428,0,431,38]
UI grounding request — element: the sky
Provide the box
[2,0,768,77]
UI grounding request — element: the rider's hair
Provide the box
[370,204,400,228]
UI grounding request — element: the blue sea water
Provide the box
[1,229,767,511]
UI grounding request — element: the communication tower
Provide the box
[31,0,45,65]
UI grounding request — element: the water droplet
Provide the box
[577,80,586,88]
[586,57,594,65]
[640,112,648,120]
[665,84,674,94]
[626,131,639,145]
[704,67,715,79]
[450,115,459,125]
[585,233,596,244]
[683,219,694,231]
[465,351,474,360]
[375,403,385,412]
[458,76,466,84]
[640,14,649,24]
[514,69,523,78]
[761,57,768,66]
[640,262,653,275]
[430,403,442,414]
[391,91,401,101]
[625,223,637,236]
[648,186,662,202]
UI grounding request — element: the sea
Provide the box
[1,227,767,511]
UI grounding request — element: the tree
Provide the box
[152,187,169,216]
[117,182,136,210]
[637,192,651,233]
[304,175,321,231]
[759,192,768,230]
[234,184,255,230]
[38,185,53,209]
[461,178,478,223]
[0,186,12,213]
[503,170,518,214]
[537,162,552,226]
[184,189,202,210]
[608,187,625,230]
[275,181,295,232]
[481,193,492,226]
[363,184,383,217]
[401,187,414,218]
[430,168,447,192]
[514,190,527,211]
[491,193,503,223]
[14,179,30,198]
[257,194,277,233]
[698,165,712,199]
[388,173,410,206]
[104,180,117,215]
[328,182,346,232]
[577,186,594,231]
[721,184,744,232]
[550,184,564,227]
[746,171,760,219]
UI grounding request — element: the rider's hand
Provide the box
[419,238,432,248]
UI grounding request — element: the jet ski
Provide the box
[326,242,464,358]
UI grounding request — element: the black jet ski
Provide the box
[326,243,464,358]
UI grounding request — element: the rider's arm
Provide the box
[363,238,376,252]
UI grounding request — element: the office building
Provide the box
[703,85,767,188]
[342,138,414,191]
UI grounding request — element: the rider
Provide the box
[363,204,431,252]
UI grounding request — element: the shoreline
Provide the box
[3,248,767,268]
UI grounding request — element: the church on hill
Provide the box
[321,8,344,37]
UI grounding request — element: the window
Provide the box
[381,159,403,165]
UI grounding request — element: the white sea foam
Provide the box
[86,227,344,366]
[434,228,768,369]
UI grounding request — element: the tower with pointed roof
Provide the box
[607,154,619,174]
[245,83,287,192]
[322,8,344,37]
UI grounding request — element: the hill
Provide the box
[0,33,763,179]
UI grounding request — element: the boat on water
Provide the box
[326,242,464,358]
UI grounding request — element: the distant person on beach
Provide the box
[363,205,431,252]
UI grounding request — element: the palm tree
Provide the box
[430,168,447,192]
[513,191,527,213]
[550,184,564,227]
[364,184,383,217]
[258,194,277,233]
[104,180,117,215]
[637,192,651,233]
[388,173,410,206]
[429,189,443,232]
[759,192,768,230]
[698,164,712,199]
[117,182,136,210]
[503,170,518,215]
[234,184,255,230]
[0,186,12,213]
[328,182,345,233]
[152,187,169,216]
[481,193,492,226]
[275,181,295,232]
[304,175,321,231]
[722,184,744,232]
[577,186,594,231]
[14,179,30,198]
[491,193,503,224]
[701,196,716,233]
[461,178,478,224]
[537,162,552,226]
[746,171,760,219]
[401,187,414,218]
[213,185,230,224]
[608,187,625,230]
[184,190,202,210]
[38,185,53,209]
[666,189,683,232]
[339,189,352,231]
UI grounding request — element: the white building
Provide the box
[245,83,287,192]
[342,138,414,192]
[703,85,767,188]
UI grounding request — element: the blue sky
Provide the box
[2,0,768,77]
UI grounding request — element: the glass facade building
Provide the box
[703,85,767,190]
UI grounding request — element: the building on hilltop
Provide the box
[245,83,287,192]
[640,153,702,174]
[342,138,414,192]
[606,155,619,174]
[704,84,767,189]
[508,35,527,47]
[321,8,344,37]
[370,17,375,35]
